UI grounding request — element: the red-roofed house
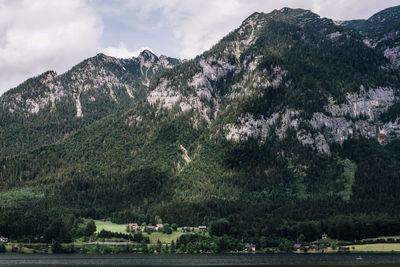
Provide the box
[128,223,138,231]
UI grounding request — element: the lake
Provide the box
[1,253,400,266]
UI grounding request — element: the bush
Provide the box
[52,241,64,253]
[85,220,97,236]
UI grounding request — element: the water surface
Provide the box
[1,253,400,266]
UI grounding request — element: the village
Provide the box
[2,219,400,254]
[125,222,207,233]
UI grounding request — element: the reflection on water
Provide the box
[1,253,400,266]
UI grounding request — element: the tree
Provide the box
[170,241,176,254]
[297,233,305,243]
[0,244,6,253]
[85,220,97,236]
[154,215,162,224]
[52,241,64,253]
[171,223,178,231]
[210,218,230,236]
[216,236,229,252]
[163,224,172,234]
[156,240,162,252]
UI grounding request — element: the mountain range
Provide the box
[1,6,400,243]
[0,51,179,156]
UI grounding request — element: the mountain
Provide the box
[342,5,400,68]
[0,51,180,156]
[1,7,400,244]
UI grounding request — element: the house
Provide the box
[146,225,155,232]
[127,223,138,231]
[156,224,164,231]
[293,244,302,250]
[309,244,318,250]
[245,243,256,252]
[198,226,207,231]
[321,233,328,240]
[0,236,8,243]
[182,226,190,232]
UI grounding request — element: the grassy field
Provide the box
[362,236,400,241]
[149,231,184,244]
[94,220,188,244]
[94,220,127,234]
[345,243,400,252]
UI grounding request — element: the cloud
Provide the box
[124,0,399,59]
[103,41,153,58]
[0,0,103,95]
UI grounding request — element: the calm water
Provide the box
[1,253,400,266]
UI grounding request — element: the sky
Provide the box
[0,0,399,95]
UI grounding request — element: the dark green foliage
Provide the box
[85,220,97,236]
[170,241,176,253]
[0,6,400,247]
[380,101,400,123]
[52,241,64,254]
[0,53,180,157]
[176,234,217,253]
[97,230,133,240]
[209,219,230,237]
[162,224,172,234]
[132,232,149,243]
[216,235,243,252]
[0,244,5,253]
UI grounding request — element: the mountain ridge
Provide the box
[1,6,400,244]
[0,50,180,156]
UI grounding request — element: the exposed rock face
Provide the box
[1,51,180,118]
[145,8,400,155]
[325,86,395,120]
[225,86,399,155]
[344,6,400,69]
[225,109,299,141]
[384,46,400,68]
[226,113,278,142]
[0,51,180,156]
[309,87,399,147]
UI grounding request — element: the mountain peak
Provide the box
[276,7,312,16]
[139,49,157,61]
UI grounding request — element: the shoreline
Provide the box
[1,253,400,266]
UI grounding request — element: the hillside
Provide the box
[342,5,400,68]
[0,51,180,156]
[1,6,400,245]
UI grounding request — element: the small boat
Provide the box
[356,256,363,261]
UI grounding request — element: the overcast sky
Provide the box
[0,0,399,95]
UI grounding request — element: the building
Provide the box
[146,225,155,232]
[0,236,8,243]
[321,233,328,240]
[156,224,164,231]
[245,243,256,252]
[127,223,138,231]
[182,226,190,232]
[198,226,207,231]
